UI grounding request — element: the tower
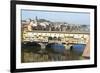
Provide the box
[35,16,38,25]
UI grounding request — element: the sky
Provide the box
[21,10,90,25]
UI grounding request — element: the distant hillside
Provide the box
[38,19,50,23]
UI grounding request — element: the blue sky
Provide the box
[21,10,90,25]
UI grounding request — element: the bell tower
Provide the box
[35,16,38,25]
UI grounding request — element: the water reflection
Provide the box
[21,42,88,63]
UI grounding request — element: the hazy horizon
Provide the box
[21,10,90,25]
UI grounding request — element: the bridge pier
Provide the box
[38,43,47,49]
